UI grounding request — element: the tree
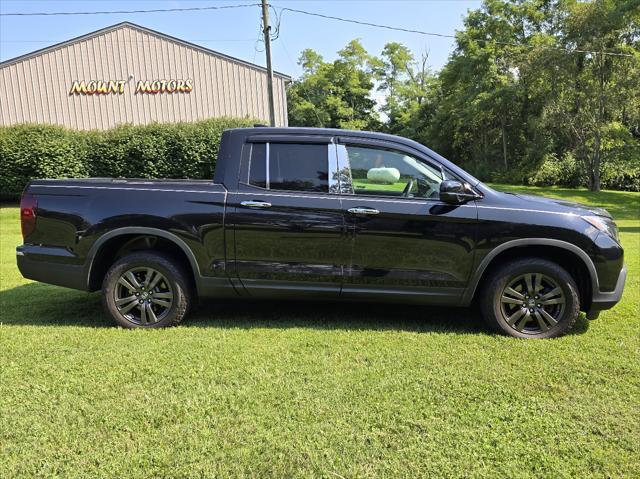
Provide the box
[287,40,380,130]
[375,43,437,139]
[419,0,547,174]
[286,0,640,191]
[418,0,639,190]
[538,0,640,190]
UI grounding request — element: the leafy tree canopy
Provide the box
[287,0,640,191]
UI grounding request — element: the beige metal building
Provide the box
[0,22,290,129]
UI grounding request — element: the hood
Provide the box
[502,193,613,218]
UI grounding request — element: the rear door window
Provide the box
[249,143,329,193]
[269,143,328,192]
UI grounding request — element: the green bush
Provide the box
[599,122,640,192]
[0,118,256,199]
[0,125,90,199]
[523,123,640,192]
[602,162,640,192]
[528,152,585,188]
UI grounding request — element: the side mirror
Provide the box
[440,180,481,204]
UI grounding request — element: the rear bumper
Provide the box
[17,245,88,291]
[586,265,627,319]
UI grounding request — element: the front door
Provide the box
[336,141,478,303]
[227,140,348,298]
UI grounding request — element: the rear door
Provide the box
[335,139,478,303]
[226,137,349,298]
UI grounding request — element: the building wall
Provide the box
[0,24,289,129]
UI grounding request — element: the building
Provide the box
[0,22,290,130]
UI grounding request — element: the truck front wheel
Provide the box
[102,252,191,328]
[480,258,580,339]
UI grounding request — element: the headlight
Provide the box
[582,215,619,242]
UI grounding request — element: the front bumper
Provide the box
[17,244,88,291]
[586,265,627,319]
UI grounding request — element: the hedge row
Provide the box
[0,117,256,199]
[3,119,638,198]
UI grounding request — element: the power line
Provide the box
[279,7,457,40]
[1,2,634,59]
[0,3,260,16]
[277,6,636,59]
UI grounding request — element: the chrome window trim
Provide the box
[336,144,354,195]
[265,142,270,190]
[328,143,340,194]
[233,190,475,206]
[340,192,443,204]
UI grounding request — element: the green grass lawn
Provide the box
[1,185,639,478]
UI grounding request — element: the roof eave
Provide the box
[0,21,292,81]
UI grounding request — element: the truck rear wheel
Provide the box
[480,258,580,339]
[102,252,191,328]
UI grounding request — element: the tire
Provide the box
[480,258,580,339]
[102,252,192,328]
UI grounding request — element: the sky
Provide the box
[0,0,482,78]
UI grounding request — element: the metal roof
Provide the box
[0,21,292,80]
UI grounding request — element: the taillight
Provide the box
[20,193,37,240]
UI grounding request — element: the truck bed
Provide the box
[19,177,230,294]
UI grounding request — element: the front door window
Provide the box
[342,145,445,199]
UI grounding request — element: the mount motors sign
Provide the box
[69,79,194,95]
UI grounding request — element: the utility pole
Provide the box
[261,0,276,126]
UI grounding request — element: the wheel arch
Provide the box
[85,227,200,292]
[464,239,598,311]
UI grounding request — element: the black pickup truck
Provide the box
[17,127,626,338]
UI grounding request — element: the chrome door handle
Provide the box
[240,200,272,208]
[348,207,380,215]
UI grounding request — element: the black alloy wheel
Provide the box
[500,273,566,334]
[113,266,174,325]
[102,252,191,328]
[481,258,580,339]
